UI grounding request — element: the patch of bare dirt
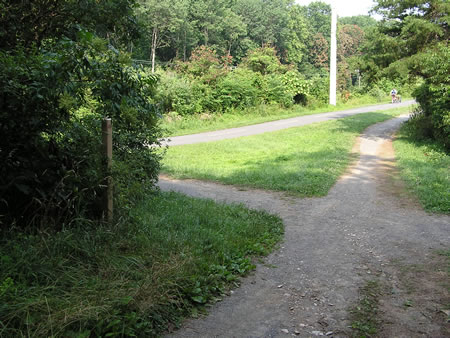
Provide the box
[159,116,450,337]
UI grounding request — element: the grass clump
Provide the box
[393,124,450,214]
[161,95,397,137]
[350,280,382,337]
[0,192,283,337]
[162,108,409,197]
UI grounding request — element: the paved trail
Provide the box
[162,100,414,146]
[159,114,449,337]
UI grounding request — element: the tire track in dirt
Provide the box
[159,115,450,337]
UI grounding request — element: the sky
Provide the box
[295,0,378,18]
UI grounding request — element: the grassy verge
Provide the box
[161,95,397,137]
[393,126,450,213]
[162,107,410,197]
[0,192,283,337]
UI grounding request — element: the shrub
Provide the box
[261,74,293,107]
[214,68,262,111]
[412,42,449,149]
[241,45,289,75]
[156,71,198,115]
[282,70,311,105]
[0,32,162,228]
[308,75,329,105]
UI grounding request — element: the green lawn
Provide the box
[161,95,396,137]
[0,192,283,337]
[393,126,450,214]
[162,107,410,196]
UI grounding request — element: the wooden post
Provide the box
[102,118,113,223]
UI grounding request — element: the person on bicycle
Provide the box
[390,88,398,103]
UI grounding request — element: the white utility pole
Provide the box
[329,6,337,106]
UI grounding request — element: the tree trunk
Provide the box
[183,29,187,61]
[204,27,209,46]
[151,26,158,73]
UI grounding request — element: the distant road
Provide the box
[161,100,416,146]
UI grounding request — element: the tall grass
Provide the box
[393,124,450,214]
[162,108,410,196]
[0,192,283,336]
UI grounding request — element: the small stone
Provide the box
[311,331,324,336]
[299,323,306,327]
[326,332,334,336]
[278,284,284,288]
[281,329,289,334]
[294,330,300,335]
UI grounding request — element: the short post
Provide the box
[102,118,113,223]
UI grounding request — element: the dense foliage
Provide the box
[362,0,449,148]
[0,0,162,228]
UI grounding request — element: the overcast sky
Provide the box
[295,0,378,18]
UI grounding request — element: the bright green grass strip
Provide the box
[162,107,409,197]
[0,192,283,336]
[393,126,450,214]
[162,95,397,137]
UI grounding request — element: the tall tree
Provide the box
[139,0,182,72]
[282,4,309,66]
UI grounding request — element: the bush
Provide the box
[156,71,199,115]
[282,70,311,106]
[368,85,386,102]
[308,75,329,105]
[241,45,289,75]
[412,42,450,149]
[0,32,162,228]
[261,74,293,107]
[214,68,262,111]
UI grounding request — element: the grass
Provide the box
[162,107,410,197]
[350,280,382,337]
[393,126,450,214]
[161,94,398,137]
[0,191,283,337]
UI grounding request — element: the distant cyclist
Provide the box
[390,88,398,103]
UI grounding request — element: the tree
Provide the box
[0,0,139,50]
[339,15,377,31]
[0,1,163,228]
[138,0,182,72]
[310,33,329,70]
[282,4,309,66]
[369,0,449,146]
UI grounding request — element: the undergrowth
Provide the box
[0,191,283,337]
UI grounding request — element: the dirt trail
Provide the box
[159,116,450,337]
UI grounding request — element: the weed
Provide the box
[350,280,382,337]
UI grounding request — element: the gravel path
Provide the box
[161,100,414,146]
[159,115,449,337]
